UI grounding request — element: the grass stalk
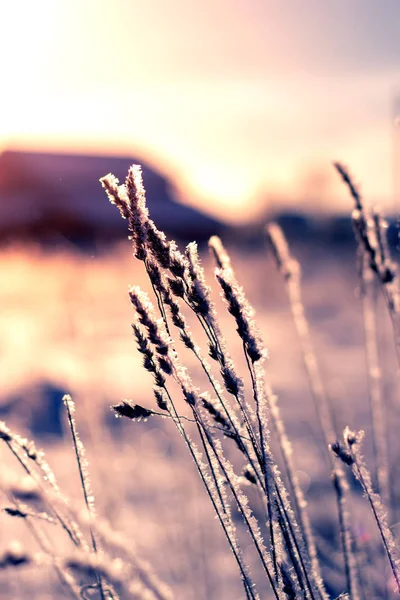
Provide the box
[333,428,400,594]
[63,395,107,600]
[360,255,390,509]
[332,468,360,599]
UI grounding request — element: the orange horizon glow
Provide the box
[1,1,400,223]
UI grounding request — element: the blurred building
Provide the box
[0,150,224,245]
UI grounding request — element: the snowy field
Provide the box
[0,239,399,599]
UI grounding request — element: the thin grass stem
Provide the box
[63,395,107,600]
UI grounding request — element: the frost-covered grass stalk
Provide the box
[101,162,400,599]
[359,255,390,509]
[334,162,394,508]
[210,235,327,600]
[264,222,365,598]
[0,418,106,598]
[101,165,352,599]
[1,405,171,599]
[265,223,336,455]
[331,469,359,600]
[265,206,399,599]
[334,162,400,367]
[332,428,400,594]
[3,160,400,599]
[62,394,107,600]
[0,420,84,549]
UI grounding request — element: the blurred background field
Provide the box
[1,0,400,597]
[1,233,400,598]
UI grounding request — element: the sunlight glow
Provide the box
[1,0,399,222]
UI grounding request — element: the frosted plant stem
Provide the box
[337,429,400,594]
[162,388,259,600]
[145,260,276,563]
[192,408,283,600]
[176,432,257,599]
[210,236,324,599]
[193,339,282,579]
[275,501,307,597]
[1,435,82,548]
[63,396,107,600]
[251,380,319,600]
[381,284,400,370]
[332,469,360,600]
[334,162,400,370]
[150,279,171,336]
[195,420,228,514]
[361,260,390,510]
[194,426,253,600]
[244,348,279,581]
[148,268,262,477]
[145,262,280,575]
[264,224,337,598]
[195,350,266,491]
[272,475,318,600]
[265,223,336,459]
[351,453,400,593]
[5,494,81,599]
[9,479,172,600]
[267,390,327,600]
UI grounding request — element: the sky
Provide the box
[1,0,400,223]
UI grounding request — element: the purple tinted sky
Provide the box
[1,0,399,221]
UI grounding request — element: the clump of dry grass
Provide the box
[102,166,331,600]
[0,402,172,600]
[1,161,400,599]
[99,163,400,598]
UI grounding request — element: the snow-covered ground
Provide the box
[0,240,399,599]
